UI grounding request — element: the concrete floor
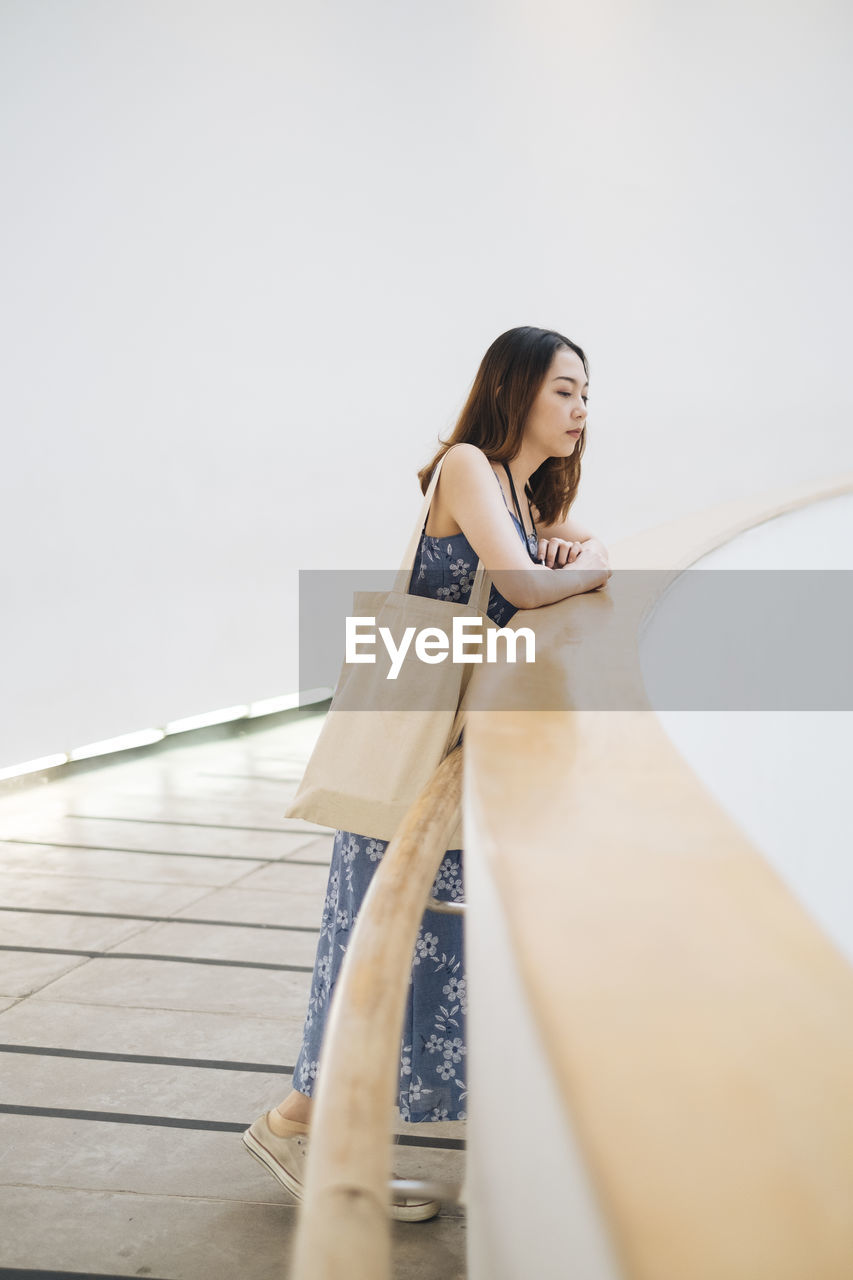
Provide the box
[0,709,467,1279]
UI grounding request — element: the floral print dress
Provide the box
[292,471,539,1122]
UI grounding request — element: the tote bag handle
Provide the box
[392,446,492,615]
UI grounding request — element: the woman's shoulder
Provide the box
[421,443,504,539]
[439,441,495,479]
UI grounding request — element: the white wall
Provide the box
[2,0,851,768]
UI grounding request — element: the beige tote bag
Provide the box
[284,447,496,848]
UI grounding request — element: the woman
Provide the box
[243,326,611,1221]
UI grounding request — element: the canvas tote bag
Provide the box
[284,447,497,847]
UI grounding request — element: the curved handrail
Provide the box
[463,469,853,1279]
[290,744,465,1280]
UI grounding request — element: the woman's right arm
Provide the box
[439,444,611,611]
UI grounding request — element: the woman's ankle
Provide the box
[268,1108,310,1136]
[273,1091,313,1126]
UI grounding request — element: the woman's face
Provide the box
[523,346,588,457]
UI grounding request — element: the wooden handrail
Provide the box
[463,470,853,1279]
[290,743,465,1280]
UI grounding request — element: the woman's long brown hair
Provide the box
[417,326,589,528]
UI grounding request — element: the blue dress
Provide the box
[292,471,539,1121]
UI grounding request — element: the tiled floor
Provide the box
[0,709,467,1279]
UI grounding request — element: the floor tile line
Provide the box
[0,1104,467,1149]
[0,946,313,973]
[0,1268,173,1280]
[0,843,330,869]
[0,1103,244,1131]
[67,813,326,836]
[0,1044,292,1073]
[0,906,320,935]
[0,840,275,865]
[266,859,331,867]
[0,997,311,1020]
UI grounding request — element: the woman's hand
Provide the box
[537,537,612,592]
[536,537,586,568]
[567,543,612,591]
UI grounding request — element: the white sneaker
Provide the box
[242,1111,442,1223]
[243,1111,310,1201]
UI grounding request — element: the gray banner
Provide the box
[296,569,853,711]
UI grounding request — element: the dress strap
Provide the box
[491,465,514,517]
[501,462,538,544]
